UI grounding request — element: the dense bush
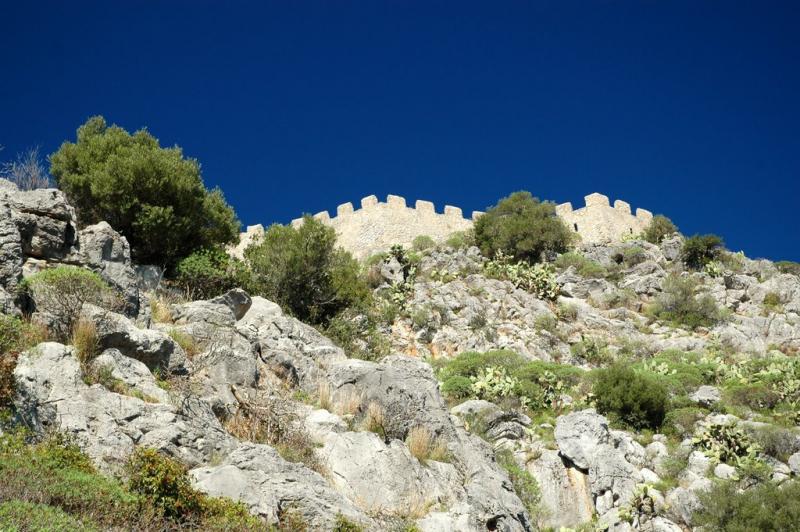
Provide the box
[20,266,122,340]
[694,479,800,531]
[473,191,573,264]
[244,216,369,325]
[681,234,724,270]
[648,273,724,330]
[642,215,678,244]
[592,364,668,429]
[50,116,240,269]
[174,247,247,300]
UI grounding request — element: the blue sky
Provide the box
[2,1,798,260]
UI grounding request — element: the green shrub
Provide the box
[593,364,669,429]
[648,273,724,330]
[174,247,248,300]
[323,308,390,362]
[621,245,647,267]
[692,421,759,465]
[333,513,364,531]
[763,292,782,312]
[776,261,800,276]
[747,424,799,463]
[50,116,239,269]
[554,252,607,278]
[126,447,201,519]
[474,191,573,264]
[411,235,436,251]
[643,215,678,244]
[570,337,612,366]
[244,216,369,325]
[20,266,122,340]
[726,383,781,411]
[444,230,473,250]
[694,479,800,530]
[435,350,526,381]
[681,234,724,270]
[440,376,473,399]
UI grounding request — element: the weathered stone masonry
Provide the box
[232,192,653,260]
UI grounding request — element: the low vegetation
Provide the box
[592,364,668,430]
[681,234,725,270]
[647,273,724,329]
[642,214,678,244]
[0,430,262,530]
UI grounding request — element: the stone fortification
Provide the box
[556,192,653,244]
[232,192,654,260]
[296,194,479,259]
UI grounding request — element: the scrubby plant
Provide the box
[648,273,724,330]
[681,234,724,270]
[694,479,800,531]
[244,216,369,325]
[495,449,541,520]
[126,447,201,519]
[592,364,669,430]
[619,484,659,526]
[554,252,607,278]
[411,235,436,251]
[0,314,47,406]
[692,421,760,465]
[762,291,782,313]
[703,260,723,278]
[439,375,473,399]
[168,328,201,358]
[20,266,122,340]
[621,245,648,267]
[470,366,519,401]
[474,191,573,264]
[556,302,578,321]
[71,318,99,367]
[50,116,240,269]
[484,251,560,300]
[776,260,800,276]
[1,146,52,190]
[444,230,473,250]
[643,215,678,244]
[174,247,248,300]
[570,336,612,366]
[332,514,365,532]
[323,308,390,362]
[663,407,706,439]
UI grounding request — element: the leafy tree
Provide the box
[474,191,573,264]
[244,216,369,324]
[593,364,668,429]
[681,234,724,270]
[49,116,240,269]
[643,215,678,244]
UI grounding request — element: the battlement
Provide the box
[556,193,652,243]
[233,191,656,260]
[290,194,482,229]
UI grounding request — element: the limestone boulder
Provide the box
[190,443,375,530]
[528,450,593,529]
[13,342,233,472]
[81,304,187,373]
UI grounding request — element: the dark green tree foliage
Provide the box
[593,364,668,430]
[49,116,240,269]
[681,234,724,270]
[474,191,573,264]
[244,216,369,325]
[643,215,679,244]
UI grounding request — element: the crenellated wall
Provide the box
[556,192,652,244]
[291,194,479,259]
[231,192,654,260]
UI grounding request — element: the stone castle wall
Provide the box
[231,192,653,260]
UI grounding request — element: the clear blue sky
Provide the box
[2,1,798,260]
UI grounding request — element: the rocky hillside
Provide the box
[2,178,800,531]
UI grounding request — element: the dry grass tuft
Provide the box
[318,381,332,411]
[363,401,386,437]
[71,318,99,366]
[168,328,200,358]
[149,295,174,323]
[406,426,450,463]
